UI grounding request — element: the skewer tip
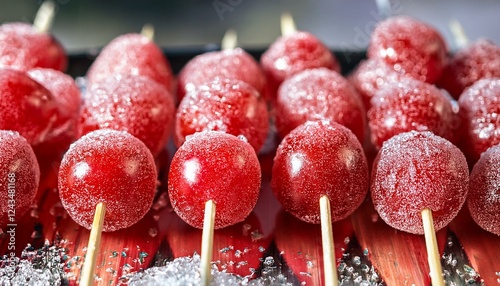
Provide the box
[33,1,56,33]
[221,29,238,50]
[141,23,155,42]
[280,12,297,36]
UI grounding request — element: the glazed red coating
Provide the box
[58,130,157,232]
[168,131,261,229]
[87,33,174,93]
[79,75,175,156]
[275,68,365,143]
[348,58,406,109]
[368,78,459,149]
[0,22,67,72]
[271,120,369,224]
[175,79,269,152]
[0,131,40,226]
[176,48,266,103]
[368,16,447,84]
[458,78,500,163]
[371,131,469,235]
[28,68,81,158]
[0,68,59,146]
[468,144,500,236]
[261,31,340,97]
[438,39,500,99]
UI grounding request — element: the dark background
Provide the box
[1,0,499,53]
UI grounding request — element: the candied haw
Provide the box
[261,31,340,98]
[275,68,366,143]
[58,130,157,232]
[458,78,500,163]
[28,68,81,158]
[87,33,174,93]
[0,68,59,146]
[468,144,500,236]
[168,131,261,229]
[438,39,500,99]
[271,120,369,224]
[175,79,269,152]
[0,131,40,226]
[368,16,447,84]
[371,131,469,234]
[0,22,67,72]
[177,48,266,103]
[348,58,406,109]
[79,75,175,156]
[368,78,459,149]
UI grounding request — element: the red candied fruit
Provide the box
[168,131,261,229]
[272,120,369,224]
[348,58,406,109]
[79,75,175,156]
[0,131,40,226]
[368,78,459,149]
[468,144,500,236]
[177,48,266,103]
[175,78,269,153]
[87,33,174,93]
[58,129,157,232]
[458,78,500,163]
[0,68,60,146]
[371,131,469,235]
[438,39,500,99]
[261,31,340,97]
[0,22,67,72]
[275,68,366,143]
[28,68,81,158]
[368,16,447,84]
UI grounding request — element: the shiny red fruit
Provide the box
[168,131,261,229]
[0,131,40,226]
[0,68,59,146]
[275,68,366,143]
[468,144,500,236]
[58,129,157,232]
[371,131,469,235]
[28,68,81,159]
[368,78,459,149]
[177,48,266,103]
[87,33,174,93]
[438,39,500,99]
[79,75,175,157]
[0,22,67,72]
[458,78,500,163]
[261,31,340,98]
[368,16,447,84]
[271,120,369,224]
[175,79,269,153]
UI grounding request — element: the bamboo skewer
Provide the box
[141,23,155,42]
[449,19,469,50]
[79,202,106,286]
[33,1,56,33]
[280,12,297,36]
[320,195,339,286]
[422,208,445,286]
[200,200,216,286]
[221,29,238,51]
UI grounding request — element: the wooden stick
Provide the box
[374,0,392,19]
[201,200,216,286]
[421,208,444,286]
[320,195,338,286]
[33,1,56,33]
[80,202,106,286]
[280,12,297,36]
[141,23,155,42]
[449,19,469,50]
[221,29,237,51]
